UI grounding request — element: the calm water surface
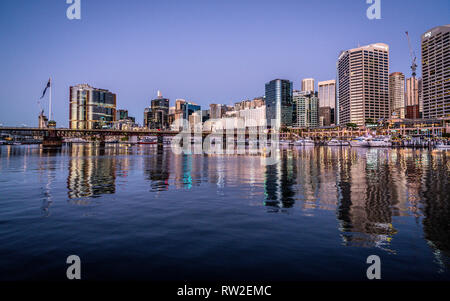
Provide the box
[0,144,449,281]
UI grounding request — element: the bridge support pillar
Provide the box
[42,129,63,147]
[157,134,164,146]
[98,135,106,147]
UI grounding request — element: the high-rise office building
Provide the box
[265,79,293,128]
[337,43,389,126]
[148,91,170,129]
[293,90,319,128]
[389,72,405,119]
[405,77,420,119]
[209,104,222,119]
[173,99,201,124]
[301,78,315,92]
[318,80,336,126]
[174,99,187,122]
[418,78,423,116]
[69,84,116,129]
[421,25,450,119]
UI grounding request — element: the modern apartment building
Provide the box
[389,72,406,118]
[421,25,450,119]
[336,43,390,126]
[292,90,319,128]
[318,80,336,125]
[69,84,116,129]
[265,79,293,128]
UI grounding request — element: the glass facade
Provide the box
[265,79,293,128]
[149,98,170,129]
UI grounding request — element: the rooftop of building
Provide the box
[422,24,450,39]
[338,43,389,60]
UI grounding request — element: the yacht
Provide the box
[293,138,314,146]
[327,139,342,146]
[303,138,315,146]
[350,136,370,147]
[293,139,304,146]
[368,137,392,147]
[138,137,157,144]
[436,142,450,149]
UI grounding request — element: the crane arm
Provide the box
[405,31,416,63]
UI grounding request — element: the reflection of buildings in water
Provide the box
[174,154,193,190]
[67,144,116,200]
[420,152,450,268]
[264,149,296,209]
[401,149,428,217]
[144,146,171,192]
[387,150,409,217]
[337,148,399,250]
[294,147,319,210]
[315,147,339,211]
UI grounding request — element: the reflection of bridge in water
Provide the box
[0,127,276,147]
[0,127,198,147]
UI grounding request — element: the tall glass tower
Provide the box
[265,79,293,128]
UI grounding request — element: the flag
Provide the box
[40,78,51,99]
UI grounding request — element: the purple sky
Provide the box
[0,0,449,127]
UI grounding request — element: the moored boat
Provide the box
[293,139,304,146]
[368,137,392,147]
[327,139,348,146]
[138,137,157,144]
[303,138,315,146]
[349,136,370,147]
[435,143,450,149]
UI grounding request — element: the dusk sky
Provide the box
[0,0,449,127]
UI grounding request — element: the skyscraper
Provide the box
[418,78,423,116]
[301,78,315,92]
[405,77,420,119]
[421,25,450,119]
[148,91,170,129]
[69,84,116,129]
[337,43,389,126]
[389,72,405,119]
[318,80,336,126]
[265,79,293,128]
[293,90,319,128]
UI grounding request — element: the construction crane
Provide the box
[405,31,417,78]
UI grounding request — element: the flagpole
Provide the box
[49,77,52,120]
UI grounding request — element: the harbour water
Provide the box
[0,144,449,281]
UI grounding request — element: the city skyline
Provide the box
[0,0,449,127]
